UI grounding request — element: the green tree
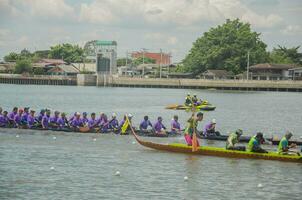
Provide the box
[117,58,132,67]
[183,19,269,74]
[269,46,302,65]
[133,57,156,66]
[14,59,33,74]
[48,43,84,63]
[4,52,19,62]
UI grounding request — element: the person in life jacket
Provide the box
[226,129,246,151]
[247,132,268,153]
[278,131,299,155]
[185,93,192,106]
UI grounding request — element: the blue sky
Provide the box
[0,0,301,62]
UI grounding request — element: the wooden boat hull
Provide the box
[132,129,302,163]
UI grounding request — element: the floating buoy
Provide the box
[184,176,188,181]
[50,166,55,170]
[257,183,263,188]
[16,135,19,138]
[53,136,56,140]
[115,171,120,176]
[93,138,97,142]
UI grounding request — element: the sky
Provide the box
[0,0,301,62]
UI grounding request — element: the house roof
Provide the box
[203,70,233,77]
[288,67,302,71]
[38,59,66,65]
[48,64,80,73]
[249,63,296,70]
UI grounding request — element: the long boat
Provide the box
[165,104,216,111]
[131,128,302,163]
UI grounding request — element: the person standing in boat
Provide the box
[27,110,36,129]
[0,111,9,128]
[109,113,119,132]
[8,107,18,126]
[184,112,203,146]
[153,116,167,135]
[139,115,153,133]
[42,110,51,129]
[203,119,220,137]
[170,115,181,135]
[278,131,299,155]
[226,129,246,151]
[247,132,268,153]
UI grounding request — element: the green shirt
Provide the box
[226,132,238,149]
[278,137,288,153]
[184,117,198,136]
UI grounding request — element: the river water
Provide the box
[0,84,301,199]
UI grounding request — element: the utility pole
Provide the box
[160,48,162,78]
[247,50,250,80]
[125,51,128,66]
[141,48,148,77]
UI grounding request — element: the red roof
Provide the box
[131,52,171,65]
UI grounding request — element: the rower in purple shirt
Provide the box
[88,113,98,131]
[0,111,9,127]
[203,119,220,137]
[14,109,24,128]
[21,107,30,125]
[57,112,68,129]
[139,115,153,132]
[171,115,181,135]
[81,112,89,126]
[49,111,60,128]
[8,107,18,125]
[42,110,51,129]
[100,114,110,133]
[27,110,36,129]
[153,116,167,135]
[109,113,119,131]
[70,112,83,131]
[68,112,77,123]
[97,112,105,125]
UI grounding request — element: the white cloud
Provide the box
[281,25,302,35]
[25,0,74,18]
[0,0,21,17]
[78,0,283,28]
[167,36,178,45]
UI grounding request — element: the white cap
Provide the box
[211,119,216,124]
[112,113,117,117]
[76,112,81,116]
[128,113,133,118]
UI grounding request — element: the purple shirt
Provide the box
[109,119,119,129]
[21,113,29,122]
[57,117,68,128]
[49,116,59,124]
[88,118,98,128]
[36,113,44,122]
[203,122,215,136]
[140,120,152,130]
[153,121,166,132]
[14,114,22,125]
[27,115,35,128]
[70,118,82,127]
[8,111,17,120]
[81,117,89,125]
[0,115,9,126]
[171,119,180,131]
[42,115,50,128]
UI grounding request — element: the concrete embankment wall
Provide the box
[107,77,302,92]
[0,74,77,86]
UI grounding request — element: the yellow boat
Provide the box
[132,129,302,163]
[165,104,216,111]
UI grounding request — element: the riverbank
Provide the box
[1,73,302,92]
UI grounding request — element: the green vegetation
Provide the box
[269,46,302,65]
[49,43,84,63]
[183,19,269,74]
[14,59,33,74]
[132,57,155,66]
[117,58,132,67]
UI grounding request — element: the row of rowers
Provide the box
[0,107,213,135]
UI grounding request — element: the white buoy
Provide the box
[50,166,55,170]
[93,138,97,142]
[132,141,136,144]
[184,176,188,181]
[115,171,120,176]
[16,135,19,138]
[53,136,56,140]
[257,183,263,188]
